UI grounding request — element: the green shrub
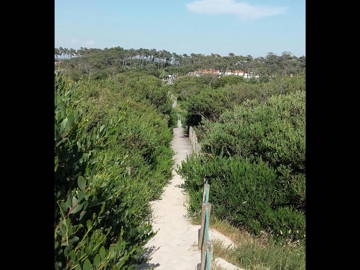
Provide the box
[170,75,212,102]
[175,75,305,128]
[178,155,305,241]
[233,241,305,270]
[201,91,305,209]
[184,87,233,126]
[113,72,173,120]
[212,75,245,88]
[55,74,173,269]
[178,91,305,242]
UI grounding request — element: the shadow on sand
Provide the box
[135,245,160,270]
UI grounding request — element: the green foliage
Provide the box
[178,76,305,126]
[212,75,245,88]
[168,109,178,128]
[178,91,305,242]
[183,87,234,126]
[170,75,214,102]
[231,241,305,270]
[174,75,305,128]
[55,74,173,269]
[202,91,305,209]
[178,155,305,241]
[56,47,305,81]
[112,72,173,116]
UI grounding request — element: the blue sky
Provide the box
[55,0,305,57]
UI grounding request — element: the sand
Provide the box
[138,120,239,270]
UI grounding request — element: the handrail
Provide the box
[189,126,201,154]
[188,127,212,269]
[197,179,213,270]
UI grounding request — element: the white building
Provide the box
[188,69,259,79]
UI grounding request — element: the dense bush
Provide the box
[201,91,305,210]
[184,88,232,126]
[212,75,245,88]
[55,74,173,269]
[183,84,261,127]
[110,72,173,116]
[178,155,305,241]
[170,75,216,102]
[178,91,305,242]
[175,75,305,128]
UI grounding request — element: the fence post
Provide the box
[198,180,212,269]
[198,203,212,250]
[198,203,208,249]
[200,240,213,270]
[189,126,201,154]
[204,204,211,243]
[200,240,206,270]
[202,183,210,204]
[205,240,213,270]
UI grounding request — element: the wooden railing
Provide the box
[189,126,201,154]
[196,179,213,270]
[188,124,211,268]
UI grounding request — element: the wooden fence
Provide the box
[170,94,177,108]
[196,179,213,270]
[188,123,211,268]
[189,126,201,154]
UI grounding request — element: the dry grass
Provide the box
[190,215,305,270]
[212,239,238,265]
[191,215,269,247]
[210,217,267,247]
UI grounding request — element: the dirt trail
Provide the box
[138,120,239,270]
[138,119,199,269]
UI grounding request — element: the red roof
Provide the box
[196,69,220,73]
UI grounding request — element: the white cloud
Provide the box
[186,0,287,20]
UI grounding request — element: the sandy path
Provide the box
[138,119,200,269]
[138,119,239,270]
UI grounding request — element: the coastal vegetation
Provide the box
[55,46,305,269]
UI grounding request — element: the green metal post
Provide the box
[205,241,213,270]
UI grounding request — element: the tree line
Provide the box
[55,46,305,81]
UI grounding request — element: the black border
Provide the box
[306,0,350,268]
[9,0,349,268]
[7,0,55,267]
